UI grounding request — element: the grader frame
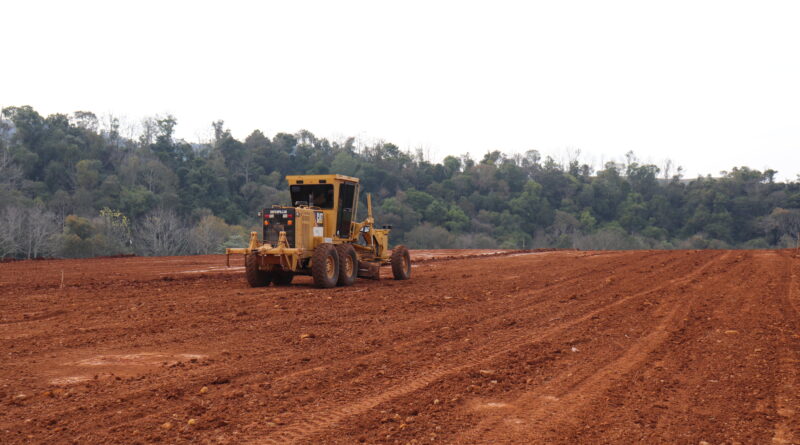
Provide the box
[226,174,411,288]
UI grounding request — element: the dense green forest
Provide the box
[1,105,799,259]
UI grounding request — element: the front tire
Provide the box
[245,254,271,287]
[312,244,339,288]
[391,245,411,280]
[335,244,358,286]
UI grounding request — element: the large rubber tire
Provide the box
[245,254,271,287]
[312,244,339,288]
[272,270,294,286]
[335,244,358,286]
[391,245,411,280]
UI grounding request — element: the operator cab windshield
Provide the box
[290,184,334,209]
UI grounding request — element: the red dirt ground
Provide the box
[1,249,799,444]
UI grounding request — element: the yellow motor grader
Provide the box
[226,174,411,288]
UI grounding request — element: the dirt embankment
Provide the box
[1,249,798,444]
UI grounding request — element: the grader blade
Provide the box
[357,261,381,280]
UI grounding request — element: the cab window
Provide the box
[290,184,334,209]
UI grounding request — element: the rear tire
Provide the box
[391,245,411,280]
[335,244,358,286]
[272,269,294,286]
[312,244,339,288]
[245,254,271,287]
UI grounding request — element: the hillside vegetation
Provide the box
[1,106,799,259]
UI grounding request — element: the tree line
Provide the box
[1,105,799,259]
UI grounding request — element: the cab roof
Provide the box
[285,174,359,185]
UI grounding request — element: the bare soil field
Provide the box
[1,249,799,444]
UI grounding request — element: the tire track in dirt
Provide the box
[459,254,733,443]
[2,252,625,442]
[249,252,726,444]
[229,252,663,439]
[168,252,677,441]
[490,250,787,445]
[0,310,67,325]
[256,251,674,389]
[176,251,665,399]
[773,252,800,445]
[1,252,641,442]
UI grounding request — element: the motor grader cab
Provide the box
[226,174,411,288]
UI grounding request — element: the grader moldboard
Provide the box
[226,174,411,288]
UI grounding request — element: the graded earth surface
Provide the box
[1,249,799,444]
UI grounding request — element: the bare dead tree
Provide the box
[139,117,158,146]
[762,207,800,249]
[565,146,581,165]
[662,159,674,181]
[0,207,24,258]
[188,215,231,254]
[134,208,188,256]
[0,205,59,259]
[24,205,58,259]
[550,210,580,239]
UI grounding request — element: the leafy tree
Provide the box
[509,180,552,231]
[3,105,800,256]
[617,193,648,232]
[95,207,132,255]
[58,215,97,258]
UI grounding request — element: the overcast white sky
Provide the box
[2,1,799,180]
